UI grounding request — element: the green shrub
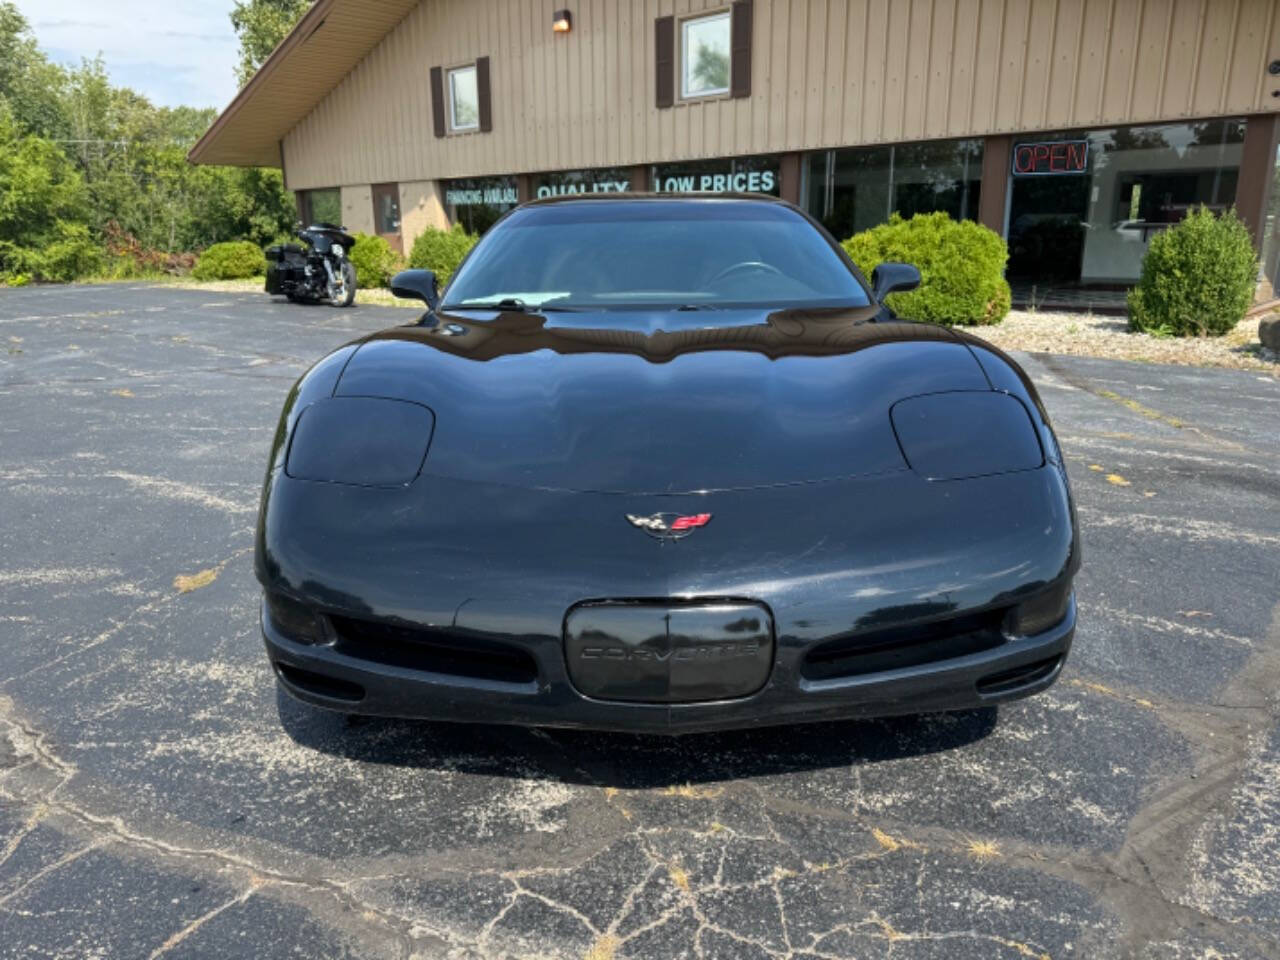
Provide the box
[842,212,1011,325]
[191,240,267,281]
[0,222,102,283]
[35,221,103,281]
[407,224,477,284]
[1127,206,1257,337]
[348,232,402,288]
[0,107,99,283]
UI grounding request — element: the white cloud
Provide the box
[16,0,241,109]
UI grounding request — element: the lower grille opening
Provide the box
[801,608,1008,682]
[976,656,1062,696]
[327,615,538,685]
[275,662,365,702]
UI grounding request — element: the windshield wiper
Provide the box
[443,300,585,313]
[447,297,529,312]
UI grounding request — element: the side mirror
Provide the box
[390,269,440,311]
[871,262,921,302]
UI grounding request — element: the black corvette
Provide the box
[256,195,1079,733]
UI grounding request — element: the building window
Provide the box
[304,188,342,226]
[1005,119,1245,287]
[443,176,518,234]
[803,139,983,243]
[1260,137,1280,299]
[681,11,730,99]
[448,64,479,131]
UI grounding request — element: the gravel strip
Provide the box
[971,309,1279,375]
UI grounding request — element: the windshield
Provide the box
[441,200,871,310]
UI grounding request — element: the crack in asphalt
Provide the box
[5,678,1278,959]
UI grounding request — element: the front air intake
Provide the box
[976,656,1063,696]
[801,608,1008,682]
[327,615,538,685]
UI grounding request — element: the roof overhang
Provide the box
[188,0,418,168]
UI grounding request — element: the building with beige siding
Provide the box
[191,0,1280,306]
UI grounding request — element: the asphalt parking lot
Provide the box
[1,283,1278,959]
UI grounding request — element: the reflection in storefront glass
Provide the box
[1006,119,1245,287]
[443,176,519,234]
[804,139,983,242]
[306,188,342,226]
[1260,142,1280,300]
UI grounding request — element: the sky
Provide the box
[16,0,242,110]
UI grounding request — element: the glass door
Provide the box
[371,183,402,254]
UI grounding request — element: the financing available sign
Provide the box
[445,185,519,206]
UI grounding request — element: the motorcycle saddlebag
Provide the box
[265,244,305,295]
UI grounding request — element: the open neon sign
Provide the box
[1012,140,1089,176]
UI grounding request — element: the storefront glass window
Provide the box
[1006,119,1245,288]
[1259,140,1280,300]
[651,155,780,195]
[533,167,634,198]
[304,188,342,226]
[804,138,983,242]
[443,176,518,234]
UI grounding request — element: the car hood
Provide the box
[333,306,992,494]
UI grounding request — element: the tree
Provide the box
[0,2,70,138]
[692,45,729,91]
[230,0,313,86]
[0,106,98,281]
[0,0,299,281]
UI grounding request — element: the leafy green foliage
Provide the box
[0,3,298,283]
[692,45,729,91]
[1126,206,1258,337]
[348,233,402,288]
[0,2,68,139]
[0,106,101,282]
[407,225,478,284]
[191,241,268,281]
[842,212,1011,325]
[231,0,312,86]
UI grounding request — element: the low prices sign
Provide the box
[1012,140,1089,176]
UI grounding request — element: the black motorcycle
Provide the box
[265,222,357,307]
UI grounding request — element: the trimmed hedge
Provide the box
[191,240,267,281]
[407,224,477,284]
[1127,206,1257,337]
[842,212,1011,325]
[348,233,402,288]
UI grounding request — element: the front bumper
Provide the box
[263,593,1075,734]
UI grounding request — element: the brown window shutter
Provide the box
[655,16,674,108]
[430,66,446,137]
[730,1,752,98]
[476,56,492,132]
